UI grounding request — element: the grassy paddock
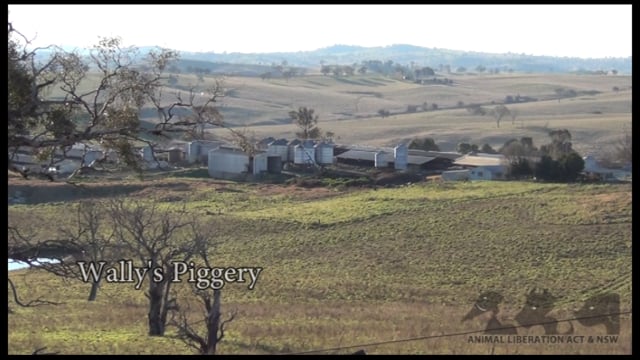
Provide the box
[47,70,631,153]
[8,179,632,354]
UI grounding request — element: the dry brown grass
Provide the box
[8,271,631,355]
[8,179,632,355]
[47,69,631,155]
[200,73,631,156]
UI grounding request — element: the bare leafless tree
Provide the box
[62,201,116,301]
[32,347,60,355]
[8,225,63,313]
[7,277,61,314]
[226,126,257,156]
[107,199,203,336]
[169,290,237,354]
[8,200,117,301]
[8,22,231,179]
[169,222,236,354]
[149,80,225,141]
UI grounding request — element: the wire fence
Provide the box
[278,311,632,355]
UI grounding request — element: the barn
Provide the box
[208,147,274,180]
[452,153,508,180]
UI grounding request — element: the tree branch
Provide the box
[8,278,62,308]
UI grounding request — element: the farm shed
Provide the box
[293,141,316,165]
[336,147,435,171]
[582,155,615,180]
[375,151,388,168]
[314,142,334,165]
[468,166,506,180]
[394,144,408,171]
[64,143,104,163]
[167,148,183,164]
[287,139,301,163]
[151,147,184,165]
[408,149,458,171]
[208,147,250,180]
[267,139,289,163]
[453,153,508,180]
[252,152,269,175]
[453,153,506,167]
[140,146,154,162]
[336,149,388,167]
[441,169,471,181]
[208,148,275,180]
[267,156,283,173]
[187,140,223,164]
[257,136,276,150]
[9,145,100,175]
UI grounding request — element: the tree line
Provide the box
[409,129,590,182]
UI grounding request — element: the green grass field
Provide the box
[8,178,632,354]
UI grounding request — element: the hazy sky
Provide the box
[8,5,632,58]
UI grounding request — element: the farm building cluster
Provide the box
[175,139,465,181]
[9,138,631,183]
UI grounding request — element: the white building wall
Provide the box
[315,143,334,165]
[188,141,222,164]
[187,142,200,164]
[442,170,470,181]
[268,144,289,163]
[208,149,249,178]
[252,153,268,175]
[294,145,315,165]
[374,151,388,168]
[394,144,408,171]
[469,166,506,180]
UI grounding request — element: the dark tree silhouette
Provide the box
[169,223,237,354]
[107,199,205,336]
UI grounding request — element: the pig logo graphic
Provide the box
[462,290,517,334]
[514,288,571,335]
[573,293,620,334]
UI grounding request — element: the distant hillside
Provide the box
[178,44,632,75]
[33,43,631,75]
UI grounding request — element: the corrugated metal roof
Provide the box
[269,138,288,146]
[192,140,224,146]
[336,149,435,165]
[257,137,276,146]
[314,142,334,148]
[408,149,462,160]
[407,155,436,165]
[336,149,380,162]
[454,153,507,167]
[209,147,248,155]
[443,169,471,174]
[472,165,506,172]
